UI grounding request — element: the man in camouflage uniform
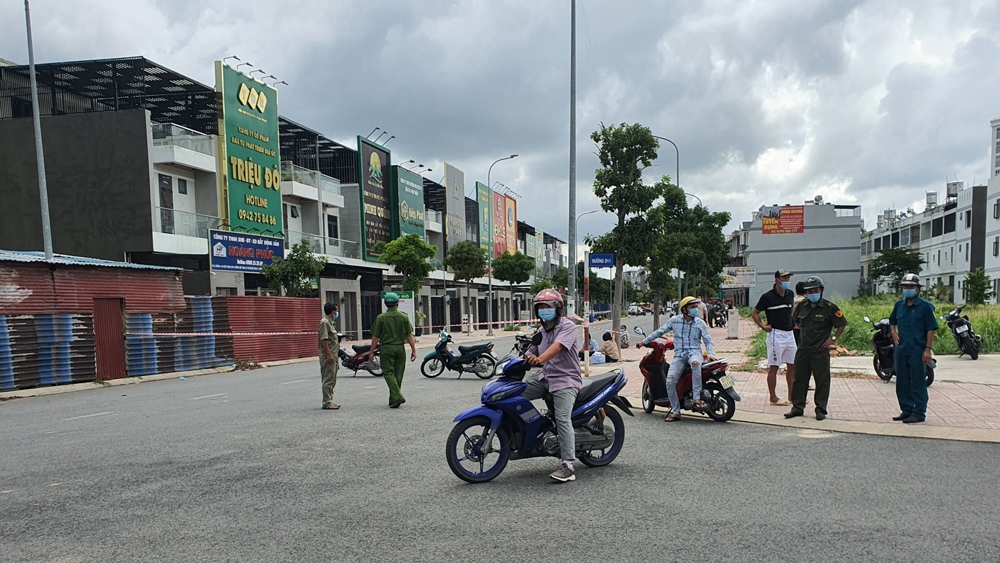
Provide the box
[319,302,340,410]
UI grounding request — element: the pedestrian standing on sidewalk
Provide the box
[370,293,417,409]
[319,302,340,410]
[889,274,937,424]
[752,269,797,406]
[785,276,846,421]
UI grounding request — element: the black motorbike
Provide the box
[337,333,382,377]
[863,317,933,387]
[943,306,982,360]
[421,330,497,379]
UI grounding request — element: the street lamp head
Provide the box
[510,154,518,158]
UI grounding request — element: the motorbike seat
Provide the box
[351,344,372,354]
[574,371,621,407]
[458,344,488,354]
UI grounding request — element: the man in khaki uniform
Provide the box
[319,302,340,410]
[370,293,417,408]
[785,276,846,421]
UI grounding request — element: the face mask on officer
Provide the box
[806,292,822,303]
[902,287,918,299]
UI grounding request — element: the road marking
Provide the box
[190,393,228,401]
[62,411,114,421]
[1,490,12,494]
[49,483,61,487]
[281,379,310,385]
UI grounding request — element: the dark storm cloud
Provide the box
[2,0,998,241]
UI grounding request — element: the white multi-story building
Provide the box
[727,198,862,305]
[982,118,1000,299]
[860,183,987,303]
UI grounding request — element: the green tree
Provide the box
[551,266,569,292]
[260,241,327,297]
[493,251,535,319]
[372,234,437,293]
[444,241,487,333]
[588,122,663,336]
[529,279,553,295]
[963,267,993,306]
[868,247,926,293]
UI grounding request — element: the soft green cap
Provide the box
[384,292,400,305]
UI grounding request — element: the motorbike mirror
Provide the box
[634,327,645,336]
[531,332,543,347]
[863,316,870,323]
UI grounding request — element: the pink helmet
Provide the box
[533,288,564,315]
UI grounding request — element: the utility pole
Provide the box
[567,0,578,314]
[24,0,53,260]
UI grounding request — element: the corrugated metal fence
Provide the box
[125,296,234,376]
[0,314,96,391]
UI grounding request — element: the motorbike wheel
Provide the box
[703,382,736,422]
[446,416,510,483]
[474,355,497,380]
[872,356,892,382]
[367,353,383,376]
[962,335,979,360]
[925,365,934,387]
[641,381,655,414]
[577,405,625,468]
[421,357,446,378]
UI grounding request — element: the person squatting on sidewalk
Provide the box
[524,289,582,483]
[638,296,716,422]
[889,273,938,424]
[752,269,796,406]
[370,293,417,409]
[318,302,340,410]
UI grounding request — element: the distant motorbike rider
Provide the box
[889,274,938,424]
[525,289,582,483]
[637,296,717,422]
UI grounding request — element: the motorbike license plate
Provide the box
[957,325,969,333]
[719,374,735,388]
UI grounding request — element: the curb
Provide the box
[0,356,322,402]
[622,396,1000,444]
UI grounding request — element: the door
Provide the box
[93,298,126,380]
[477,298,488,330]
[158,174,174,234]
[431,296,445,333]
[448,290,461,332]
[361,293,381,340]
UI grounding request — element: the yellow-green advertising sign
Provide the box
[215,62,283,236]
[476,182,492,254]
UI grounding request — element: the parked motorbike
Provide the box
[862,316,934,386]
[634,327,739,422]
[421,330,497,379]
[337,333,382,377]
[943,306,982,360]
[446,349,634,483]
[492,332,536,376]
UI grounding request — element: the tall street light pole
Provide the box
[573,209,599,298]
[568,0,578,315]
[653,134,681,300]
[487,154,518,336]
[24,0,53,260]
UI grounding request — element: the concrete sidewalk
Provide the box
[615,320,1000,437]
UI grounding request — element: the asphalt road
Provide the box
[2,330,998,563]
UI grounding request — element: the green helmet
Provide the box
[383,292,400,305]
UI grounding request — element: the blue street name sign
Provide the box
[589,253,615,268]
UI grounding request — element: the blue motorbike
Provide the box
[445,355,634,483]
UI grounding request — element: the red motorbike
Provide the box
[634,327,740,422]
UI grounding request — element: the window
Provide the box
[932,218,943,237]
[937,250,941,264]
[966,210,972,228]
[327,215,339,239]
[944,213,955,234]
[860,242,867,256]
[994,279,1000,304]
[290,205,299,218]
[994,200,1000,219]
[882,235,890,249]
[966,243,970,262]
[891,232,900,248]
[900,229,909,246]
[874,238,882,252]
[993,237,998,257]
[950,247,953,264]
[177,178,188,195]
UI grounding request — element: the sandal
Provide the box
[693,400,706,410]
[664,413,682,422]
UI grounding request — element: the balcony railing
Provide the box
[151,123,215,157]
[155,207,220,238]
[281,161,341,195]
[426,209,443,224]
[284,230,360,259]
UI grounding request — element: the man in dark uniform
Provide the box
[752,269,796,406]
[370,293,417,408]
[785,276,846,421]
[889,273,937,424]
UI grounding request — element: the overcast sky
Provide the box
[3,0,999,253]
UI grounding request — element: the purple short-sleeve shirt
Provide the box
[527,317,582,392]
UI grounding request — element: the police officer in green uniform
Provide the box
[318,302,340,410]
[785,276,846,421]
[370,293,417,408]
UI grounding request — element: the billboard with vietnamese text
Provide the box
[493,190,507,257]
[476,182,492,255]
[209,229,283,273]
[761,205,804,235]
[505,195,518,255]
[391,166,425,239]
[358,136,392,261]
